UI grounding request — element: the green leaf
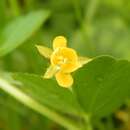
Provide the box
[14,73,81,116]
[74,56,130,117]
[2,73,81,116]
[0,73,82,130]
[0,10,50,56]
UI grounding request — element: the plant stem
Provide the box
[9,0,21,17]
[85,0,99,24]
[83,114,93,130]
[72,0,98,55]
[0,78,81,130]
[72,0,83,26]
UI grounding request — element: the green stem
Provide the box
[72,0,97,55]
[85,0,99,24]
[0,78,81,130]
[84,0,100,55]
[70,88,93,130]
[83,114,93,130]
[9,0,21,17]
[72,0,83,26]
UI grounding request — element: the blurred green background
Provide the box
[0,0,130,130]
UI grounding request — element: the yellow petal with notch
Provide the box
[53,36,67,50]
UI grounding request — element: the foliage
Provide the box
[0,0,130,130]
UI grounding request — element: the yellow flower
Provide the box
[36,36,92,88]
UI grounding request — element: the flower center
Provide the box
[51,47,78,73]
[57,56,69,65]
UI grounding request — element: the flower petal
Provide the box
[55,72,73,88]
[51,47,79,73]
[44,65,59,79]
[36,45,53,58]
[78,57,92,67]
[53,36,67,50]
